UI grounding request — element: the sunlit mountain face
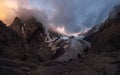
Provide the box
[0,0,120,35]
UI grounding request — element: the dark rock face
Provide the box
[10,17,25,39]
[84,25,100,42]
[24,18,45,45]
[89,17,120,53]
[0,19,53,74]
[82,5,120,75]
[85,5,120,53]
[10,17,47,51]
[0,17,52,62]
[10,17,45,41]
[0,20,25,59]
[0,20,15,41]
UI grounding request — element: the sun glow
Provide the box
[55,26,89,36]
[0,0,30,26]
[56,26,66,34]
[49,24,89,36]
[0,1,18,26]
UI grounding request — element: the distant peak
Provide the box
[10,17,24,28]
[15,17,19,20]
[13,17,21,23]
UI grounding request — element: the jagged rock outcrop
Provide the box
[10,17,25,39]
[10,17,45,41]
[0,20,17,41]
[0,17,53,63]
[10,17,52,60]
[0,20,26,60]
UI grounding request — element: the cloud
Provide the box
[0,0,120,33]
[0,0,30,25]
[0,0,49,26]
[46,0,120,33]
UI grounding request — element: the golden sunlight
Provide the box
[56,26,66,34]
[49,23,88,36]
[0,0,18,26]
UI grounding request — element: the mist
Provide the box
[0,0,120,33]
[40,0,120,33]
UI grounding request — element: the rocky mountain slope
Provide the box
[0,20,25,59]
[0,17,53,63]
[85,4,120,53]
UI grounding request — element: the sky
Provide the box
[0,0,120,34]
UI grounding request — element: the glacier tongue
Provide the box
[55,38,91,62]
[45,30,91,62]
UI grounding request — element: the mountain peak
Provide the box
[13,17,22,24]
[11,17,24,28]
[10,17,24,39]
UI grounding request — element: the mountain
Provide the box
[0,20,25,59]
[0,17,91,74]
[0,4,120,75]
[85,4,120,53]
[1,13,120,75]
[10,17,45,41]
[0,16,92,63]
[10,17,25,39]
[81,5,120,75]
[0,17,56,63]
[84,25,101,41]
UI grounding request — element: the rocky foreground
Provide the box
[0,5,120,75]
